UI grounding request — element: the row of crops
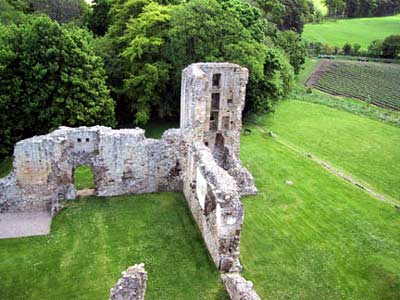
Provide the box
[309,61,400,111]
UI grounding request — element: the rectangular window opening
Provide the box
[212,73,221,87]
[211,93,220,110]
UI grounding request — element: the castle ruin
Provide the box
[0,62,260,299]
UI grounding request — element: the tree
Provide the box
[325,0,400,18]
[274,30,306,74]
[0,0,28,24]
[0,16,115,157]
[88,0,111,36]
[342,42,352,55]
[381,35,400,58]
[29,0,89,24]
[101,0,295,125]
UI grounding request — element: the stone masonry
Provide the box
[110,264,147,300]
[0,127,187,214]
[222,273,261,300]
[0,62,259,298]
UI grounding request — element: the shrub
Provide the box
[342,42,352,55]
[352,43,361,56]
[382,35,400,59]
[368,40,383,57]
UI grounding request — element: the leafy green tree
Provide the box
[247,48,294,113]
[0,0,28,24]
[0,16,115,157]
[381,35,400,59]
[102,0,295,125]
[88,0,111,36]
[29,0,89,24]
[275,30,306,74]
[218,0,267,43]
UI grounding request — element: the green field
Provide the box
[240,125,400,300]
[74,165,95,190]
[303,14,400,48]
[0,193,227,300]
[308,61,400,110]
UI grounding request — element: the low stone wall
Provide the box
[222,273,261,300]
[183,141,243,272]
[110,264,147,300]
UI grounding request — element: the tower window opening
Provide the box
[212,74,221,87]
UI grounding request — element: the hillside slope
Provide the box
[303,14,400,48]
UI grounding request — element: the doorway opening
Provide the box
[74,165,95,197]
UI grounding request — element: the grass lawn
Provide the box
[303,14,400,49]
[240,128,400,300]
[74,165,95,190]
[0,193,227,300]
[252,100,400,201]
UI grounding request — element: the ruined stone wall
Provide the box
[110,264,147,300]
[0,62,260,298]
[0,126,187,213]
[221,273,261,300]
[183,142,243,272]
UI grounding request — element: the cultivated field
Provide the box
[303,14,400,48]
[307,60,400,110]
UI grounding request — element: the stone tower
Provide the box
[180,63,249,157]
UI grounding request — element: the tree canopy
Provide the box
[0,16,115,156]
[100,0,298,126]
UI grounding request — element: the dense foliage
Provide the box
[29,0,90,24]
[324,0,400,17]
[87,0,111,36]
[0,0,307,154]
[0,16,115,157]
[0,0,28,24]
[99,0,300,125]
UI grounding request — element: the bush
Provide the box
[368,40,383,57]
[352,43,361,56]
[0,16,115,157]
[342,42,352,55]
[382,35,400,59]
